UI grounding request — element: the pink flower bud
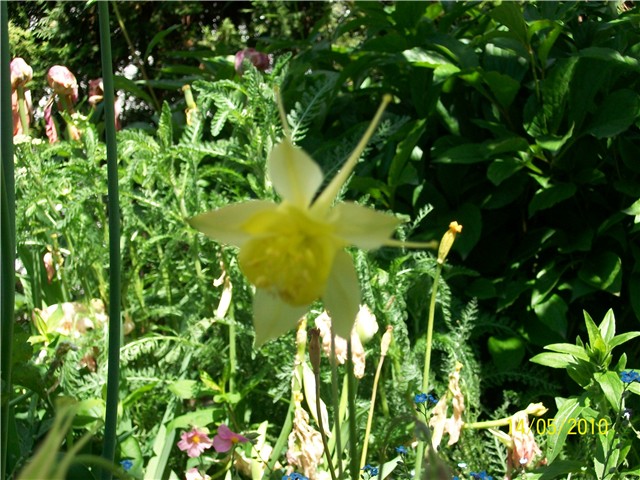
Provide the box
[234,48,270,75]
[88,78,104,106]
[47,65,78,101]
[11,58,33,89]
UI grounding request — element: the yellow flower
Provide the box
[190,93,402,346]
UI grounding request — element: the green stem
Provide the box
[346,339,359,480]
[1,2,16,477]
[330,329,343,477]
[415,263,443,479]
[228,304,236,395]
[16,85,29,136]
[315,369,338,480]
[98,3,122,479]
[359,349,386,469]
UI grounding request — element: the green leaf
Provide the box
[530,352,575,369]
[168,379,198,399]
[578,47,640,71]
[631,273,640,321]
[609,331,640,349]
[490,3,528,44]
[534,293,568,338]
[578,252,622,293]
[157,102,173,150]
[595,371,623,411]
[166,408,223,432]
[586,89,640,138]
[598,309,616,343]
[488,336,525,371]
[528,183,576,216]
[546,396,586,463]
[583,310,606,357]
[389,119,426,187]
[543,343,590,361]
[145,25,182,58]
[623,198,640,216]
[484,70,520,108]
[487,158,523,186]
[432,136,528,164]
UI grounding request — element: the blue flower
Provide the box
[120,459,133,471]
[395,445,408,455]
[362,464,379,476]
[426,393,438,404]
[414,393,428,404]
[470,471,492,480]
[620,370,640,384]
[282,474,309,480]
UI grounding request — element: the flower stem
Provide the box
[359,339,387,469]
[330,328,343,476]
[414,263,442,479]
[315,365,338,480]
[98,3,122,479]
[347,339,359,480]
[16,85,29,136]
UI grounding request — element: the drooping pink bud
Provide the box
[234,48,270,75]
[44,101,59,144]
[88,78,104,106]
[47,65,78,102]
[11,58,33,89]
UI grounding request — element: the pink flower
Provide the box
[177,427,214,458]
[185,467,211,480]
[47,65,78,102]
[234,48,270,75]
[10,58,33,89]
[212,424,249,453]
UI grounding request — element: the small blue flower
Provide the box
[453,477,460,480]
[120,459,133,471]
[414,393,428,404]
[283,474,309,480]
[620,370,640,384]
[362,464,379,476]
[426,393,438,404]
[395,445,408,455]
[470,471,493,480]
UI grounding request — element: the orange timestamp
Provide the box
[509,417,611,436]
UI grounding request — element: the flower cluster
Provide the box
[414,392,438,405]
[362,464,379,477]
[620,370,640,384]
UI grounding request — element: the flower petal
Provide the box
[189,200,277,247]
[253,288,309,347]
[322,250,360,339]
[268,138,323,208]
[331,202,402,250]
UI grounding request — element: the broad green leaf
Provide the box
[432,137,528,164]
[484,71,520,108]
[528,183,576,216]
[530,352,575,369]
[490,3,528,44]
[543,343,589,361]
[586,89,640,138]
[144,24,181,58]
[488,336,525,371]
[166,408,223,432]
[578,252,622,293]
[487,158,523,185]
[168,379,198,399]
[534,293,568,338]
[546,396,586,463]
[578,47,640,71]
[595,371,623,411]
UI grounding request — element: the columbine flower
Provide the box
[395,445,408,455]
[120,459,133,471]
[212,424,249,453]
[235,48,270,74]
[620,370,640,383]
[177,427,214,458]
[190,94,405,346]
[47,65,78,100]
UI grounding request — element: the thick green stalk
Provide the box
[98,3,122,479]
[329,329,343,476]
[16,86,29,136]
[414,263,442,479]
[1,2,16,477]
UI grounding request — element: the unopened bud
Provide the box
[525,402,548,417]
[380,326,393,357]
[437,221,462,264]
[309,328,321,374]
[47,65,78,101]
